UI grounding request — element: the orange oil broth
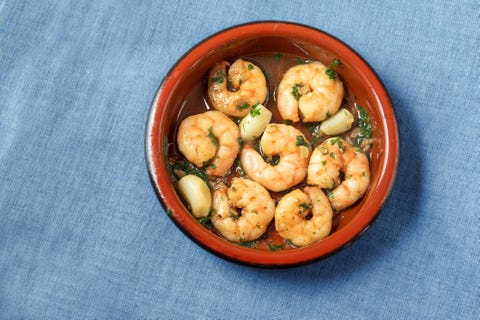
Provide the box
[168,52,367,251]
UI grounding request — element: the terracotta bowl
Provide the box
[146,21,399,267]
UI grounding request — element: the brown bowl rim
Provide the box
[145,21,399,268]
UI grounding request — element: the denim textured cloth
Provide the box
[0,0,479,319]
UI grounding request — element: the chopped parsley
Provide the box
[167,158,208,184]
[274,52,282,62]
[249,103,261,117]
[325,58,342,80]
[328,58,342,69]
[299,202,312,211]
[207,127,219,146]
[237,137,244,149]
[295,135,309,147]
[210,70,226,83]
[355,104,373,147]
[267,243,284,251]
[329,137,346,152]
[247,63,254,70]
[325,189,334,199]
[198,215,211,225]
[325,69,337,80]
[202,158,216,170]
[237,240,257,248]
[291,83,302,101]
[237,103,250,111]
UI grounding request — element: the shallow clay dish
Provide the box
[146,21,399,267]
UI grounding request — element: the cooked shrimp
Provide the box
[277,61,344,123]
[176,110,240,177]
[240,124,310,192]
[211,178,275,242]
[207,59,268,117]
[308,137,370,210]
[275,186,333,247]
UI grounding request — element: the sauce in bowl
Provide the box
[165,51,374,251]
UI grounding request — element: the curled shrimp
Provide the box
[176,110,240,177]
[275,186,333,247]
[277,61,344,123]
[211,178,275,242]
[240,123,311,192]
[308,137,370,210]
[207,59,268,117]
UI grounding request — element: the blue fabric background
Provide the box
[0,0,479,319]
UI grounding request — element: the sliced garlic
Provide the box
[239,104,272,141]
[320,108,354,135]
[177,174,211,218]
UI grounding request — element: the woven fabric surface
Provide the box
[0,1,479,319]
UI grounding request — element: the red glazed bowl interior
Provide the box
[146,21,399,267]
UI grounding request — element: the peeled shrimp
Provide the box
[207,59,268,117]
[277,61,344,123]
[275,186,333,247]
[176,110,240,177]
[211,178,275,242]
[240,123,310,192]
[308,137,370,210]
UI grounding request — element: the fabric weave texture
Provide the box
[0,1,479,319]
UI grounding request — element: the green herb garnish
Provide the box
[198,215,211,225]
[235,158,247,178]
[291,83,302,101]
[267,243,285,251]
[237,103,250,111]
[167,158,208,183]
[296,135,309,147]
[210,70,226,83]
[355,104,373,147]
[325,189,334,199]
[237,137,244,149]
[329,137,346,152]
[207,127,219,147]
[325,69,336,80]
[325,58,342,80]
[202,158,216,170]
[237,241,257,248]
[299,202,312,211]
[328,58,341,69]
[249,103,261,117]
